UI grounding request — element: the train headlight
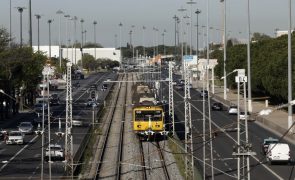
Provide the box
[137,125,141,128]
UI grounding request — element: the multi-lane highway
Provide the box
[0,72,117,179]
[167,73,295,180]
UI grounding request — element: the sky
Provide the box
[0,0,292,49]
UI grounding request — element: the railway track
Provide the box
[95,74,128,179]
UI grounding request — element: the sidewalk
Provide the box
[191,79,295,142]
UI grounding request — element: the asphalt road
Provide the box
[162,71,295,180]
[0,71,117,179]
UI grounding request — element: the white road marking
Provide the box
[0,135,38,172]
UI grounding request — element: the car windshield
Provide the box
[9,132,22,136]
[20,123,31,127]
[264,139,278,145]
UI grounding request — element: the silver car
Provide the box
[18,122,34,134]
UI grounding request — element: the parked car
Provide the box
[211,102,223,111]
[228,106,238,115]
[239,111,250,120]
[266,143,290,165]
[49,93,60,105]
[45,144,65,161]
[175,83,184,90]
[18,122,34,134]
[6,131,24,145]
[85,98,98,108]
[34,103,48,113]
[200,90,208,98]
[261,137,279,155]
[101,83,108,91]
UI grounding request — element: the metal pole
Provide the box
[173,15,177,57]
[142,26,146,57]
[221,0,227,100]
[187,0,196,55]
[18,8,24,48]
[243,80,250,180]
[202,69,206,180]
[119,22,123,65]
[178,7,186,80]
[9,0,11,47]
[80,19,84,68]
[195,10,201,57]
[57,10,64,68]
[237,79,240,179]
[35,15,41,52]
[74,16,77,65]
[41,74,45,180]
[207,0,214,178]
[48,20,52,59]
[247,0,252,112]
[29,0,32,47]
[288,0,293,132]
[65,15,70,60]
[93,21,97,60]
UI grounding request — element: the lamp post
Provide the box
[84,30,87,44]
[247,0,253,113]
[64,14,71,60]
[17,7,25,48]
[119,22,123,65]
[9,0,11,47]
[178,7,187,79]
[288,0,293,132]
[73,16,78,64]
[93,21,97,60]
[187,0,196,55]
[206,0,214,178]
[56,10,64,68]
[34,14,41,52]
[80,19,84,68]
[28,0,32,47]
[195,9,201,57]
[142,26,146,57]
[48,19,53,59]
[162,29,166,56]
[220,0,228,101]
[173,15,178,58]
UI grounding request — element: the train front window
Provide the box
[135,110,162,121]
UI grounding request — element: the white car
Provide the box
[266,143,290,164]
[239,112,250,120]
[228,106,238,115]
[18,122,34,134]
[45,144,65,161]
[6,131,24,145]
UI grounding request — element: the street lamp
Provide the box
[16,7,26,48]
[186,0,196,55]
[28,0,32,47]
[80,19,84,68]
[142,26,146,57]
[119,22,123,67]
[93,21,97,60]
[195,9,201,57]
[34,14,42,52]
[246,0,253,113]
[289,0,295,131]
[178,7,186,79]
[47,19,53,59]
[56,10,64,68]
[64,14,71,60]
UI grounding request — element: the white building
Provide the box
[33,46,121,64]
[275,30,294,37]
